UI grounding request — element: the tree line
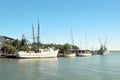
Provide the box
[1,39,79,55]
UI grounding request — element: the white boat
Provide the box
[78,33,92,57]
[102,50,109,55]
[79,53,92,57]
[78,50,92,57]
[16,19,59,58]
[98,38,109,55]
[63,52,76,57]
[63,28,76,58]
[98,46,109,55]
[16,48,59,58]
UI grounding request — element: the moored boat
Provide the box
[78,33,92,57]
[98,38,109,55]
[16,19,59,58]
[77,50,92,57]
[16,48,59,58]
[63,52,76,57]
[97,46,109,55]
[63,27,76,58]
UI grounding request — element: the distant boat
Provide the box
[16,19,59,58]
[77,33,92,57]
[78,50,92,57]
[63,52,76,57]
[63,49,76,57]
[63,27,76,57]
[97,45,109,55]
[97,38,109,55]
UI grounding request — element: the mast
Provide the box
[104,37,107,48]
[32,21,35,43]
[71,27,74,50]
[37,18,40,52]
[84,32,88,53]
[85,32,87,50]
[99,38,103,47]
[80,41,82,53]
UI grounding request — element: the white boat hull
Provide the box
[102,50,109,55]
[16,50,59,58]
[64,53,76,57]
[98,50,109,55]
[78,53,92,57]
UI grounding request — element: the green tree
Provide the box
[1,39,21,55]
[17,38,29,52]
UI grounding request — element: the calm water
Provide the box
[0,51,120,80]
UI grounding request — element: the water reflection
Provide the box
[17,58,59,80]
[18,58,58,63]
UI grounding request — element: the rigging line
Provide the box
[41,30,51,44]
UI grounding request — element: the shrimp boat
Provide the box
[78,50,92,57]
[77,33,92,57]
[63,27,76,57]
[97,45,109,55]
[16,19,59,58]
[97,38,109,55]
[63,50,76,57]
[16,48,59,58]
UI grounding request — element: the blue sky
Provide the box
[0,0,120,50]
